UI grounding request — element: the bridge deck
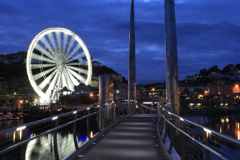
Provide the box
[69,114,171,160]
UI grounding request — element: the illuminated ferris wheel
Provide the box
[26,27,92,102]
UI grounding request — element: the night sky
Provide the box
[1,0,240,84]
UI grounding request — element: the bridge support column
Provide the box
[164,0,179,115]
[99,75,113,130]
[128,0,136,115]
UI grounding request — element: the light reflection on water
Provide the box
[185,114,240,140]
[0,120,88,159]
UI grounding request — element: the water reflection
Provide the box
[25,133,88,159]
[0,120,89,159]
[186,114,240,140]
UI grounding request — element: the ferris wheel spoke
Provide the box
[65,68,79,86]
[65,36,75,59]
[65,51,85,63]
[65,65,88,75]
[32,53,55,64]
[31,64,55,69]
[61,69,68,90]
[65,43,82,61]
[39,70,57,90]
[35,44,56,61]
[45,70,59,96]
[56,67,62,91]
[62,33,68,52]
[63,68,74,91]
[40,36,55,56]
[33,67,57,81]
[47,32,57,52]
[68,69,86,84]
[56,31,61,51]
[67,62,87,66]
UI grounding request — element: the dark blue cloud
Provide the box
[1,0,240,84]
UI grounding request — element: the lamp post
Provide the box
[193,92,198,110]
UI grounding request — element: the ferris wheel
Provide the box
[26,27,92,102]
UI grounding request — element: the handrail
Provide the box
[159,102,240,146]
[0,99,135,160]
[159,108,228,160]
[0,102,108,136]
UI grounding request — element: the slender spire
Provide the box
[128,0,136,112]
[164,0,179,115]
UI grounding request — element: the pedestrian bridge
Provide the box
[0,100,239,160]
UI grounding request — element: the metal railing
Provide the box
[0,100,137,160]
[158,101,240,160]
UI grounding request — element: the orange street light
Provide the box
[204,90,208,94]
[152,88,155,91]
[235,84,239,88]
[19,100,23,104]
[90,93,93,97]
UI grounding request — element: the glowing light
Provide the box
[13,131,15,142]
[235,85,239,88]
[19,100,23,104]
[238,123,239,130]
[220,126,222,133]
[152,88,155,91]
[16,126,26,131]
[73,111,77,114]
[90,131,93,138]
[204,128,211,134]
[221,118,225,123]
[87,107,90,110]
[116,90,119,93]
[226,118,229,123]
[52,116,58,120]
[204,90,208,94]
[90,93,93,97]
[180,118,184,121]
[19,130,22,140]
[168,112,171,115]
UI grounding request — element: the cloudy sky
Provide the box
[1,0,240,84]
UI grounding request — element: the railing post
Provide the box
[180,121,186,160]
[163,120,168,143]
[202,129,211,160]
[168,115,175,154]
[87,109,90,139]
[73,113,79,150]
[21,127,29,160]
[112,101,116,123]
[53,118,59,160]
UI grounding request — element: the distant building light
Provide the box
[143,102,153,104]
